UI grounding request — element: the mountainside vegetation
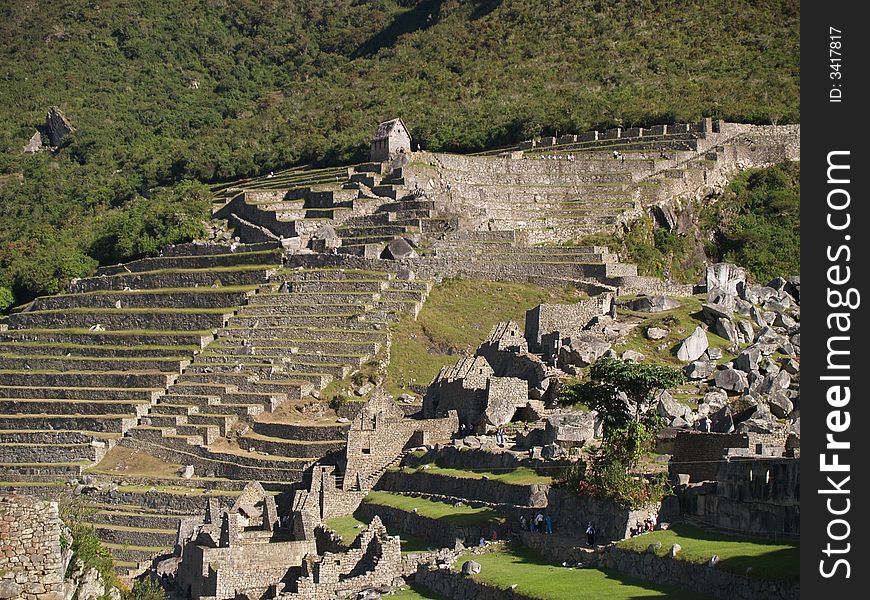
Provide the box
[0,0,799,307]
[584,161,801,284]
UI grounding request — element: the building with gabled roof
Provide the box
[370,118,411,161]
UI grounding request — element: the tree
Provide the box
[560,357,684,508]
[565,357,684,466]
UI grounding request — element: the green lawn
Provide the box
[385,278,580,396]
[617,523,799,582]
[324,514,437,554]
[399,464,554,486]
[363,490,507,528]
[455,545,711,599]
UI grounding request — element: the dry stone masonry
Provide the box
[0,120,802,598]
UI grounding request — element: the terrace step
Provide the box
[0,399,152,416]
[95,249,282,276]
[0,355,189,373]
[89,523,178,548]
[0,414,139,433]
[217,327,389,344]
[0,370,178,389]
[70,266,277,293]
[235,303,370,316]
[208,338,380,356]
[0,329,213,348]
[29,289,254,311]
[248,291,380,305]
[0,386,163,401]
[0,342,200,359]
[5,309,234,331]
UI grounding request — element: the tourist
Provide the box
[586,522,596,547]
[520,515,527,531]
[534,512,544,533]
[496,426,505,446]
[479,536,486,547]
[545,514,553,534]
[528,513,536,532]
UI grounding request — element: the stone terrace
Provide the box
[0,241,437,570]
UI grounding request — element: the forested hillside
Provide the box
[0,0,799,307]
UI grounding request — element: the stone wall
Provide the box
[414,562,539,600]
[0,495,70,600]
[600,546,799,600]
[683,458,800,536]
[670,431,750,483]
[525,295,613,350]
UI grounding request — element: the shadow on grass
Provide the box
[481,544,713,599]
[624,523,799,583]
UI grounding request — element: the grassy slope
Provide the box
[398,464,554,486]
[580,162,801,284]
[385,278,580,396]
[324,514,436,554]
[617,523,799,582]
[363,490,507,527]
[456,545,712,600]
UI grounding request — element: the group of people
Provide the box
[457,424,508,448]
[520,512,554,535]
[538,153,576,161]
[629,513,658,537]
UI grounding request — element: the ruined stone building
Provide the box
[176,482,317,599]
[175,482,402,600]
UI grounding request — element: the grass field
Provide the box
[363,490,507,528]
[617,523,799,582]
[324,514,437,554]
[455,545,711,599]
[385,278,580,396]
[398,464,554,486]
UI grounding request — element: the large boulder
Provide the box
[714,368,748,393]
[646,326,669,340]
[461,560,482,575]
[624,295,681,313]
[684,360,713,380]
[710,405,734,433]
[737,320,755,344]
[656,391,689,421]
[22,130,42,153]
[713,317,739,345]
[46,106,75,145]
[706,263,746,299]
[559,334,611,368]
[734,348,762,373]
[381,237,418,260]
[768,390,794,419]
[676,326,709,362]
[702,302,733,321]
[544,412,597,447]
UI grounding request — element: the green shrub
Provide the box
[89,180,210,265]
[0,286,12,312]
[124,578,167,600]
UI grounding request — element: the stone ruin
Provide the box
[0,120,802,593]
[171,388,456,599]
[175,482,402,600]
[423,295,615,438]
